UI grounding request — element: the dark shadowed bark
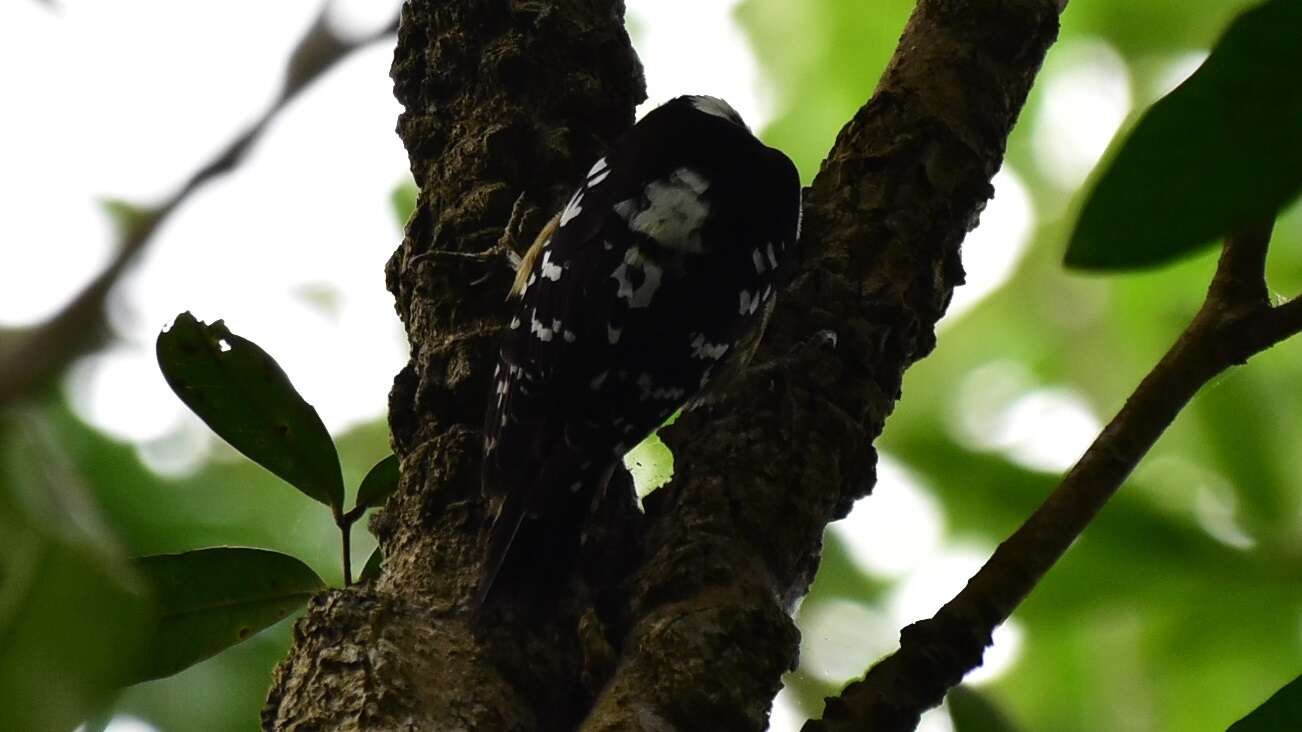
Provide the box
[262,0,1061,729]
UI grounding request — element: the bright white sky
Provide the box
[3,2,1165,731]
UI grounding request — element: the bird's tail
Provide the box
[471,487,528,620]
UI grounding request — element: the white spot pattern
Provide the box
[628,168,711,252]
[559,189,584,227]
[607,324,622,344]
[540,250,563,281]
[590,370,609,390]
[690,333,730,360]
[739,290,760,315]
[752,248,766,273]
[636,372,687,402]
[530,311,555,341]
[611,247,664,309]
[765,242,779,269]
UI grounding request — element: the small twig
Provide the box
[808,221,1299,731]
[0,6,399,408]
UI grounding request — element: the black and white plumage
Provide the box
[476,95,802,612]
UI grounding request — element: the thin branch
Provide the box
[807,221,1291,731]
[0,7,399,409]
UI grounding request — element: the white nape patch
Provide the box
[590,370,609,390]
[540,250,563,281]
[690,95,749,131]
[690,333,730,360]
[607,324,623,344]
[611,247,665,309]
[765,242,779,269]
[530,311,555,342]
[628,168,711,252]
[559,189,584,227]
[752,248,766,274]
[739,290,760,315]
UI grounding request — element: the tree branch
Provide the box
[807,221,1294,731]
[585,0,1062,727]
[265,0,1064,728]
[0,6,397,409]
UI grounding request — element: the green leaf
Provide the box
[624,431,674,499]
[0,418,153,732]
[360,547,383,582]
[390,179,418,228]
[1228,673,1302,731]
[1065,0,1302,270]
[131,547,325,682]
[156,312,344,509]
[949,686,1023,732]
[354,454,399,511]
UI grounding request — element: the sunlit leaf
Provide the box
[1065,0,1302,270]
[949,686,1023,732]
[354,454,399,511]
[156,312,344,509]
[1228,673,1302,731]
[131,547,325,682]
[360,546,383,582]
[624,431,673,498]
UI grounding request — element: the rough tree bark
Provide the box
[262,0,1060,729]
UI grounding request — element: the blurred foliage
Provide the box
[740,0,1302,729]
[5,1,1302,731]
[1067,0,1302,269]
[1228,673,1302,731]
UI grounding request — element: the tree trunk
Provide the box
[262,1,1060,729]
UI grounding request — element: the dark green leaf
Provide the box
[1228,673,1302,731]
[131,547,325,682]
[156,312,344,509]
[948,686,1023,732]
[360,547,383,582]
[1065,0,1302,270]
[354,454,399,511]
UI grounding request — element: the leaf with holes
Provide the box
[130,548,325,682]
[354,454,399,512]
[1065,0,1302,270]
[156,312,344,509]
